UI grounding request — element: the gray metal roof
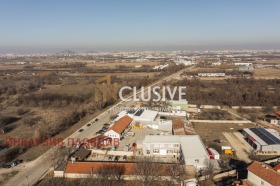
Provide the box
[143,135,209,159]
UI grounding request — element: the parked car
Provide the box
[160,116,167,119]
[2,162,16,168]
[269,161,279,167]
[277,158,280,163]
[100,130,105,133]
[114,156,120,161]
[122,155,127,161]
[95,130,102,135]
[102,127,108,131]
[1,164,12,168]
[120,136,124,141]
[15,159,23,165]
[78,129,84,132]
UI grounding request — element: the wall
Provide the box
[184,157,208,169]
[143,142,180,157]
[261,144,280,152]
[104,130,120,139]
[107,151,134,156]
[247,171,272,186]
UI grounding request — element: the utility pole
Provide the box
[26,174,29,186]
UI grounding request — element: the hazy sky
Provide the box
[1,0,280,53]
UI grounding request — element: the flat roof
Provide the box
[143,135,180,143]
[170,100,188,104]
[180,136,209,159]
[138,110,158,120]
[143,135,209,159]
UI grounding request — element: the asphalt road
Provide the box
[5,68,187,186]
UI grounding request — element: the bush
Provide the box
[16,108,30,115]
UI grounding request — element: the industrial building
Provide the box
[197,73,225,77]
[104,115,133,139]
[133,109,158,122]
[247,161,280,186]
[169,100,188,110]
[142,135,209,169]
[234,62,253,66]
[243,128,280,153]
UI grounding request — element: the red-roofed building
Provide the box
[273,163,280,172]
[247,161,280,186]
[104,115,132,139]
[54,161,177,180]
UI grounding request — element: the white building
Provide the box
[142,135,209,169]
[234,62,253,66]
[133,109,158,122]
[198,73,225,77]
[247,161,280,186]
[104,115,133,139]
[243,128,280,152]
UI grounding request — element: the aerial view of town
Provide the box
[0,1,280,186]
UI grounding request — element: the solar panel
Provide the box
[260,128,280,144]
[250,128,280,145]
[135,109,144,116]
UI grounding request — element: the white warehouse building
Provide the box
[142,135,209,169]
[243,128,280,153]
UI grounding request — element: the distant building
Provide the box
[264,114,280,125]
[197,73,225,77]
[239,65,254,71]
[234,62,253,66]
[16,61,27,65]
[211,62,222,66]
[243,128,280,153]
[142,135,209,169]
[169,100,188,110]
[247,161,280,186]
[176,56,195,66]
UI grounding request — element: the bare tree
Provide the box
[95,164,126,186]
[198,159,215,186]
[134,157,163,186]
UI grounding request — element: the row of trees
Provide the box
[0,75,61,95]
[173,78,280,106]
[17,93,92,108]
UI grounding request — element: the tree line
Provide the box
[173,78,280,106]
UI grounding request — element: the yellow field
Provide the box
[253,68,280,78]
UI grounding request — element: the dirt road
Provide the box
[223,132,252,163]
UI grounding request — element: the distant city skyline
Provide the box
[1,0,280,54]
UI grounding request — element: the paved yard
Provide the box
[223,132,252,163]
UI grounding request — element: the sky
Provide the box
[0,0,280,53]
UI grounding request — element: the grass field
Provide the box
[193,122,255,147]
[253,68,280,78]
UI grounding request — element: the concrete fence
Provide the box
[189,120,252,124]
